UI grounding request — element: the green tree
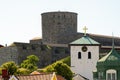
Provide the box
[44,61,73,80]
[0,67,3,75]
[54,62,73,80]
[17,68,30,75]
[44,64,55,72]
[60,56,70,66]
[1,61,18,75]
[20,55,39,71]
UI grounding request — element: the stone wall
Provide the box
[12,42,52,68]
[0,46,18,65]
[0,42,69,68]
[50,46,70,62]
[41,11,77,44]
[0,42,52,68]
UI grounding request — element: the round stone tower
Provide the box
[41,11,77,46]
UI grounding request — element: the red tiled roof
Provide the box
[56,75,65,80]
[0,73,65,80]
[18,74,52,80]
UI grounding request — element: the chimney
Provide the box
[2,69,9,80]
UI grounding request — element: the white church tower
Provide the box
[70,27,100,80]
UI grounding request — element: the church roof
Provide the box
[73,74,89,80]
[70,36,100,45]
[97,47,120,66]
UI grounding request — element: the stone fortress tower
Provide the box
[41,12,78,46]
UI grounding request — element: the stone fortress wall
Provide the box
[0,46,18,65]
[0,42,52,68]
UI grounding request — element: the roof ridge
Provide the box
[70,36,100,45]
[89,33,120,39]
[98,48,120,62]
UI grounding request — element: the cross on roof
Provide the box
[83,26,88,36]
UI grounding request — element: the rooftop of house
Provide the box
[73,74,89,80]
[97,47,120,67]
[0,73,65,80]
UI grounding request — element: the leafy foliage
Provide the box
[54,62,73,80]
[43,61,73,80]
[20,55,39,72]
[17,68,30,75]
[60,56,70,66]
[1,61,18,75]
[0,67,3,75]
[43,64,55,72]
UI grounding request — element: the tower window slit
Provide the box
[78,52,81,59]
[88,52,91,59]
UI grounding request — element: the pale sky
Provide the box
[0,0,120,45]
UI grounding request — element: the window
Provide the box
[88,52,91,59]
[106,69,117,80]
[98,72,103,79]
[57,22,61,25]
[23,45,27,50]
[58,15,60,19]
[53,15,55,18]
[32,45,36,50]
[63,15,65,18]
[78,52,81,59]
[40,45,45,51]
[55,49,59,54]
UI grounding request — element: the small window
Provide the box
[55,49,59,54]
[58,15,60,18]
[78,52,81,59]
[106,69,117,80]
[98,72,103,79]
[23,45,27,50]
[57,22,61,25]
[88,52,91,59]
[40,45,45,51]
[63,15,65,18]
[32,45,36,50]
[53,15,55,18]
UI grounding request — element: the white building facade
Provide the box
[70,36,100,80]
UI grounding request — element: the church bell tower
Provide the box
[70,27,100,80]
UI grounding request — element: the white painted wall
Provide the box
[71,45,99,80]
